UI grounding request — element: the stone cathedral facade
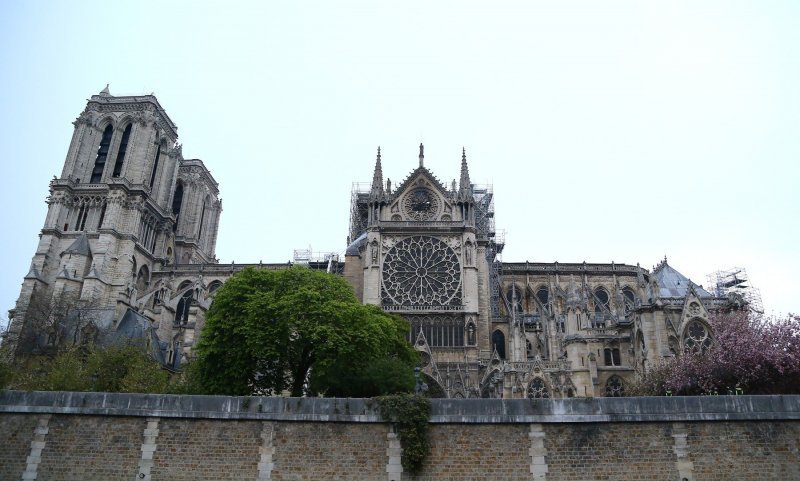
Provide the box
[6,89,739,398]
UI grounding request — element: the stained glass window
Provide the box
[382,236,461,307]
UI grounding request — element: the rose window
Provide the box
[403,188,439,221]
[684,320,713,353]
[382,236,462,307]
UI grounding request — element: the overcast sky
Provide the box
[1,1,798,323]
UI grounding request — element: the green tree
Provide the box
[309,356,415,397]
[192,267,417,396]
[9,343,170,393]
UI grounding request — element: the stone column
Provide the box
[529,423,548,481]
[386,427,403,481]
[256,422,275,481]
[672,422,694,481]
[136,417,160,481]
[21,414,51,481]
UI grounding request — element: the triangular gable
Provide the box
[681,285,710,321]
[391,166,450,199]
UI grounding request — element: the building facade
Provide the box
[6,89,740,397]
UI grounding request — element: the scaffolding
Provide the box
[473,184,504,318]
[706,267,763,313]
[348,182,371,244]
[292,246,343,274]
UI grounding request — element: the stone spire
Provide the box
[458,147,473,201]
[369,146,384,201]
[99,84,111,97]
[418,143,424,168]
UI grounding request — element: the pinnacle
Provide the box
[369,146,384,200]
[458,147,473,201]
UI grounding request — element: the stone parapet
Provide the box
[1,391,799,423]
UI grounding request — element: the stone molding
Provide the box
[1,391,799,424]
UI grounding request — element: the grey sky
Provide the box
[1,1,798,320]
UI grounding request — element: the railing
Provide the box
[383,305,464,312]
[506,360,572,371]
[501,262,646,275]
[379,221,466,228]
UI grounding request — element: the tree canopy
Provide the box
[191,267,417,396]
[4,343,170,393]
[631,311,800,395]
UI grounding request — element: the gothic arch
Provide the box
[533,284,549,306]
[480,368,504,398]
[621,285,636,306]
[682,318,713,353]
[491,329,506,359]
[135,265,150,293]
[465,318,477,346]
[504,282,525,314]
[422,373,446,398]
[175,280,193,324]
[115,115,136,129]
[527,377,551,399]
[208,280,223,296]
[594,286,610,308]
[95,115,117,131]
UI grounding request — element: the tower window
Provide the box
[97,204,106,230]
[112,124,132,177]
[171,183,184,232]
[149,143,161,188]
[90,125,114,183]
[198,201,206,239]
[77,205,89,231]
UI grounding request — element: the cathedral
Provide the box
[6,88,741,399]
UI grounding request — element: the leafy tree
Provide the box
[631,311,800,395]
[309,356,415,397]
[192,267,417,396]
[9,344,170,393]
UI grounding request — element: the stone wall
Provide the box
[1,391,799,481]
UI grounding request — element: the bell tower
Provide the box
[6,86,221,357]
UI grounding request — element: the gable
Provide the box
[387,169,456,222]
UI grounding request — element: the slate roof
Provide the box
[653,262,712,298]
[62,233,91,256]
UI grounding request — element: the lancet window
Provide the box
[112,124,132,177]
[593,287,609,328]
[406,315,464,347]
[175,281,193,325]
[491,330,506,359]
[149,143,161,188]
[90,125,114,183]
[171,182,184,232]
